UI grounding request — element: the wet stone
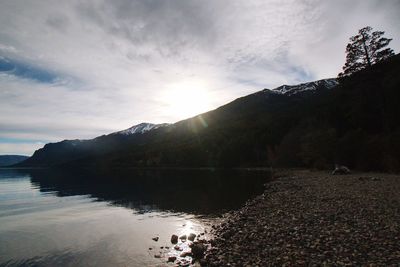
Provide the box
[188,233,197,241]
[171,234,179,244]
[168,256,177,262]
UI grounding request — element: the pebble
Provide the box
[168,256,177,262]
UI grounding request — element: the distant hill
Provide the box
[0,155,29,167]
[18,54,400,172]
[18,123,169,167]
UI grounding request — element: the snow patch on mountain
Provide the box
[264,78,338,96]
[115,123,169,135]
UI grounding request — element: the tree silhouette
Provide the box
[339,26,394,77]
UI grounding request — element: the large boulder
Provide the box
[332,164,351,175]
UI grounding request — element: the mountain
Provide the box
[18,54,400,171]
[18,123,169,167]
[113,123,170,135]
[18,78,337,168]
[270,78,338,95]
[0,155,29,167]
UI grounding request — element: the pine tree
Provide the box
[339,26,395,77]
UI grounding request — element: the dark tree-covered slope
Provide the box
[19,123,168,167]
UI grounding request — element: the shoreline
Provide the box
[202,170,400,266]
[0,166,277,171]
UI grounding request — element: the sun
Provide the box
[160,80,213,120]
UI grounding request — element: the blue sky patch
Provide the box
[0,57,59,83]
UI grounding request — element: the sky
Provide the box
[0,0,399,156]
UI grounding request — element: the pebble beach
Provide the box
[202,170,400,266]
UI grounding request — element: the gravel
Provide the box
[202,170,400,266]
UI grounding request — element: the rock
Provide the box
[181,251,193,257]
[188,233,197,241]
[210,239,217,246]
[222,230,233,239]
[332,164,350,175]
[199,259,207,266]
[180,234,187,241]
[177,258,191,266]
[167,256,177,262]
[191,242,206,259]
[174,245,183,251]
[171,234,179,244]
[152,237,159,242]
[154,254,161,258]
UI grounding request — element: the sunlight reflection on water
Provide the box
[0,168,269,266]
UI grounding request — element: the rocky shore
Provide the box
[202,170,400,266]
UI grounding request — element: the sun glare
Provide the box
[160,80,213,120]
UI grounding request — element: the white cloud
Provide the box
[0,142,44,156]
[0,0,399,155]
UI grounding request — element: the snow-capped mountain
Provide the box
[265,78,338,96]
[20,122,171,167]
[115,123,169,135]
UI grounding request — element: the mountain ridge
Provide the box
[19,78,338,168]
[0,155,29,167]
[268,78,338,95]
[113,123,170,136]
[17,55,400,171]
[19,122,170,167]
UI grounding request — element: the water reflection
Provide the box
[28,168,268,215]
[0,168,269,266]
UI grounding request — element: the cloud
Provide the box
[0,0,399,155]
[0,140,44,156]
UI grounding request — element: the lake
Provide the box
[0,168,269,266]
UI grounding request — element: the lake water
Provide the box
[0,168,269,267]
